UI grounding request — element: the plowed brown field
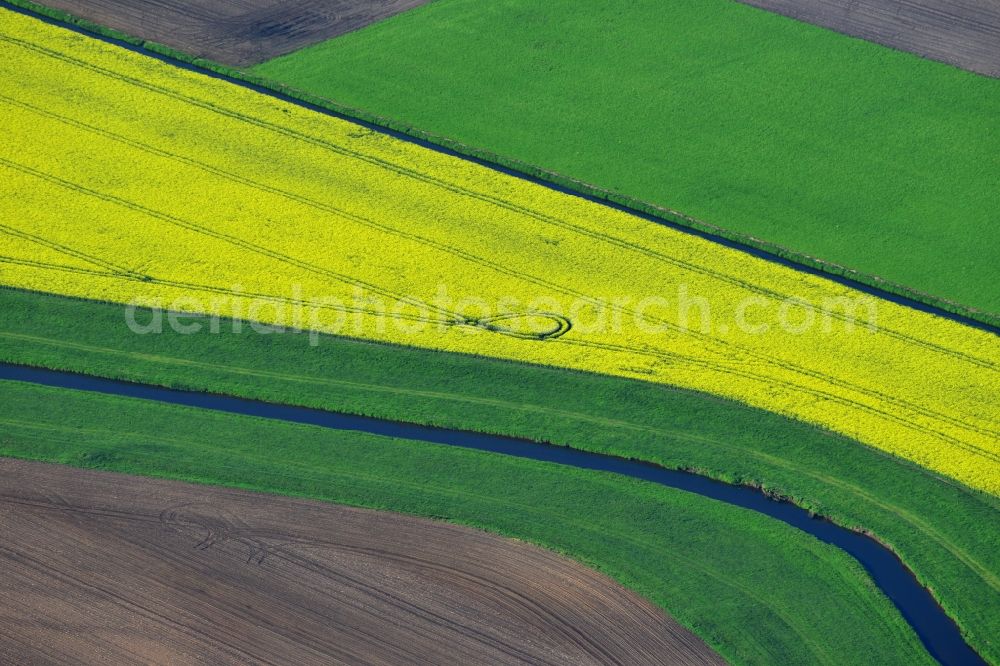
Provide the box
[0,458,724,665]
[31,0,430,66]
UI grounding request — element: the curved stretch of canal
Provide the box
[0,363,984,665]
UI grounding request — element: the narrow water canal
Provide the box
[0,362,985,665]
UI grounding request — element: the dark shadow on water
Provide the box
[0,362,984,665]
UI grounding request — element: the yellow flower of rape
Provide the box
[1,9,998,494]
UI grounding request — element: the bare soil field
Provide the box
[29,0,430,66]
[0,458,723,665]
[739,0,1000,77]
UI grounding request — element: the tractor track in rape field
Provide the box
[2,153,997,465]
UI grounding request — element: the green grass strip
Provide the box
[1,286,997,661]
[0,378,936,665]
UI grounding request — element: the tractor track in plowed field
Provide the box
[0,457,723,665]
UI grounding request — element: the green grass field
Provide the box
[2,1,996,662]
[0,378,935,665]
[3,287,998,661]
[252,0,1000,319]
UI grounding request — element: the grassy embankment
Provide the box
[2,287,997,662]
[252,0,1000,320]
[0,377,935,666]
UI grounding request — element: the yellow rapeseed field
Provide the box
[2,10,998,493]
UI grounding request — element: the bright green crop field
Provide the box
[252,0,1000,319]
[0,378,933,665]
[3,287,998,661]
